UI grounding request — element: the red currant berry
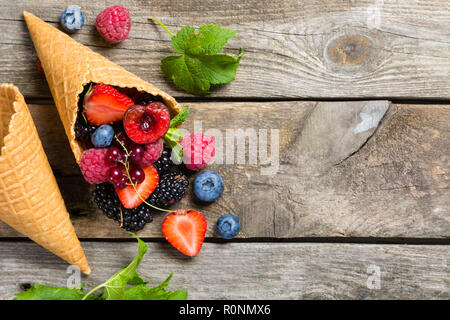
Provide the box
[106,147,123,164]
[113,130,132,148]
[108,166,124,184]
[130,166,145,184]
[115,175,128,189]
[129,145,144,164]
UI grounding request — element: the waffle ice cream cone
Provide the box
[23,11,181,163]
[0,84,90,274]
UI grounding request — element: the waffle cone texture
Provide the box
[0,84,90,274]
[23,11,181,163]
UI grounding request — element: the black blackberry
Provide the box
[136,92,163,106]
[153,146,176,174]
[75,113,97,141]
[93,183,153,232]
[147,171,189,208]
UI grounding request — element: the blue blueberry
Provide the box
[91,124,114,148]
[216,214,241,239]
[61,5,85,33]
[193,171,224,202]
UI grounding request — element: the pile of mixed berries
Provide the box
[75,83,240,256]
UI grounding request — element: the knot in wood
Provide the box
[326,35,372,66]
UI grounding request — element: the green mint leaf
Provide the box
[164,128,184,164]
[14,284,97,300]
[98,233,148,300]
[170,105,190,128]
[160,23,242,95]
[123,273,188,300]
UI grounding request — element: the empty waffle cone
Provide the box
[0,84,90,274]
[24,11,181,163]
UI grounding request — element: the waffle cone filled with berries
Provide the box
[23,11,181,163]
[0,84,90,274]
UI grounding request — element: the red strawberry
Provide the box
[116,165,159,209]
[162,209,207,256]
[83,84,134,125]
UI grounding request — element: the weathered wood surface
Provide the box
[0,0,449,99]
[0,241,448,300]
[0,101,448,239]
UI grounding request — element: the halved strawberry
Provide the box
[83,84,134,125]
[116,165,159,209]
[162,209,207,256]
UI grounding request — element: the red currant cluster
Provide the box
[106,131,150,189]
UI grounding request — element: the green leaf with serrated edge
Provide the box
[171,26,196,54]
[164,128,184,164]
[185,25,237,56]
[159,21,242,95]
[82,232,147,300]
[162,55,211,95]
[14,284,98,300]
[185,51,242,85]
[14,234,188,300]
[123,273,188,300]
[170,105,189,128]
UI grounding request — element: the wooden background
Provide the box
[0,0,449,299]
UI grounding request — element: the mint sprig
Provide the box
[14,234,187,300]
[152,17,243,95]
[163,105,189,164]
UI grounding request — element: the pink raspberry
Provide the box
[180,133,215,171]
[136,139,164,166]
[79,148,115,184]
[95,6,131,43]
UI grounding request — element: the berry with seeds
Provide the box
[95,6,131,44]
[91,124,114,148]
[116,165,159,208]
[162,209,207,257]
[79,148,115,184]
[93,183,153,232]
[60,5,85,33]
[194,171,224,202]
[83,84,134,125]
[216,214,241,239]
[153,145,175,174]
[135,92,162,106]
[180,133,215,171]
[74,113,97,141]
[135,139,164,167]
[123,102,170,144]
[147,171,189,208]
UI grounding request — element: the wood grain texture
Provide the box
[0,241,448,300]
[0,0,449,99]
[0,101,448,239]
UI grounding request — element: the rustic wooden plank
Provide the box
[0,0,449,99]
[0,101,448,239]
[0,241,448,299]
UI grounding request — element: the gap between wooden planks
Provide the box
[0,241,448,299]
[0,0,449,99]
[0,100,448,239]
